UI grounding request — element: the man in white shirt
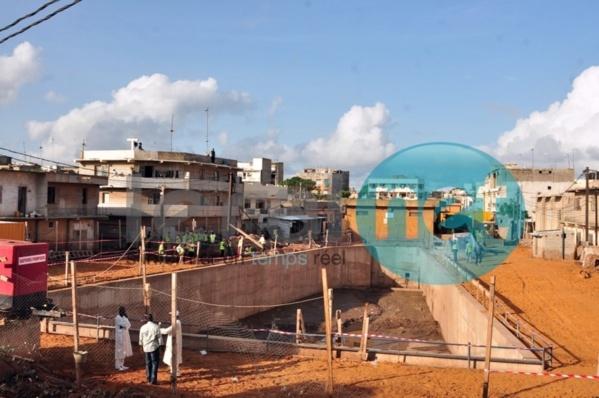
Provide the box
[114,306,132,371]
[139,314,162,384]
[160,311,183,376]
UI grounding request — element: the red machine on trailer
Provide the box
[0,239,49,317]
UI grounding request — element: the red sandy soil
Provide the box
[6,245,599,397]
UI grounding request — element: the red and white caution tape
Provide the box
[487,369,599,380]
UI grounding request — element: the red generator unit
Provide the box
[0,239,49,316]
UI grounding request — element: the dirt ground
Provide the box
[5,244,599,397]
[242,288,448,353]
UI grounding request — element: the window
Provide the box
[82,188,88,204]
[148,193,160,204]
[48,221,54,229]
[101,192,109,204]
[356,210,369,216]
[48,187,56,204]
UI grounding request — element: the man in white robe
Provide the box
[114,306,132,370]
[160,310,183,376]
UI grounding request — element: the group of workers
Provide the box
[450,230,486,265]
[154,232,268,264]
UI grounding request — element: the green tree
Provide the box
[339,190,351,199]
[281,177,316,191]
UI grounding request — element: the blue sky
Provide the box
[1,1,599,187]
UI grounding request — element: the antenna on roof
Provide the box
[205,107,209,154]
[170,114,174,152]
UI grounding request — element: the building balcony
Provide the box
[104,175,236,193]
[241,208,268,219]
[46,207,102,218]
[97,204,235,218]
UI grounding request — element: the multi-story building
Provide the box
[534,173,599,258]
[0,159,107,251]
[297,167,349,199]
[504,164,574,226]
[342,197,439,242]
[271,161,284,185]
[478,164,574,238]
[238,158,283,185]
[241,182,288,234]
[76,138,243,245]
[361,177,425,200]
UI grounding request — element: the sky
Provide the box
[1,1,599,188]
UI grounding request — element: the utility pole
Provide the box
[71,261,81,389]
[595,189,598,246]
[160,184,166,240]
[227,172,233,238]
[585,167,590,244]
[482,276,496,398]
[170,273,178,389]
[170,114,174,152]
[530,149,535,215]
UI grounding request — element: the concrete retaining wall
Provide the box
[49,246,395,321]
[44,320,540,371]
[47,244,541,370]
[419,282,540,366]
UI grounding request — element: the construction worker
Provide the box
[465,241,473,263]
[219,240,226,258]
[176,243,185,264]
[209,231,216,244]
[258,234,266,253]
[237,236,244,259]
[158,241,166,264]
[187,240,195,258]
[226,238,233,257]
[451,239,459,263]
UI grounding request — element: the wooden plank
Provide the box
[229,224,264,249]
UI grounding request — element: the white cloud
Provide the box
[0,42,42,105]
[26,73,255,162]
[224,102,397,188]
[44,91,65,103]
[268,96,283,116]
[490,66,599,172]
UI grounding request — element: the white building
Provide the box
[76,138,244,243]
[238,158,284,185]
[297,168,349,198]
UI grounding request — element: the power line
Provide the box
[0,145,239,187]
[0,0,61,33]
[0,0,83,45]
[0,145,77,168]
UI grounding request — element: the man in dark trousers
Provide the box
[139,314,162,384]
[475,243,484,265]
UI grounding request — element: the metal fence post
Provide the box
[467,342,471,369]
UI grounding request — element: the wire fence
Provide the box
[0,269,550,397]
[40,280,330,396]
[0,233,553,396]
